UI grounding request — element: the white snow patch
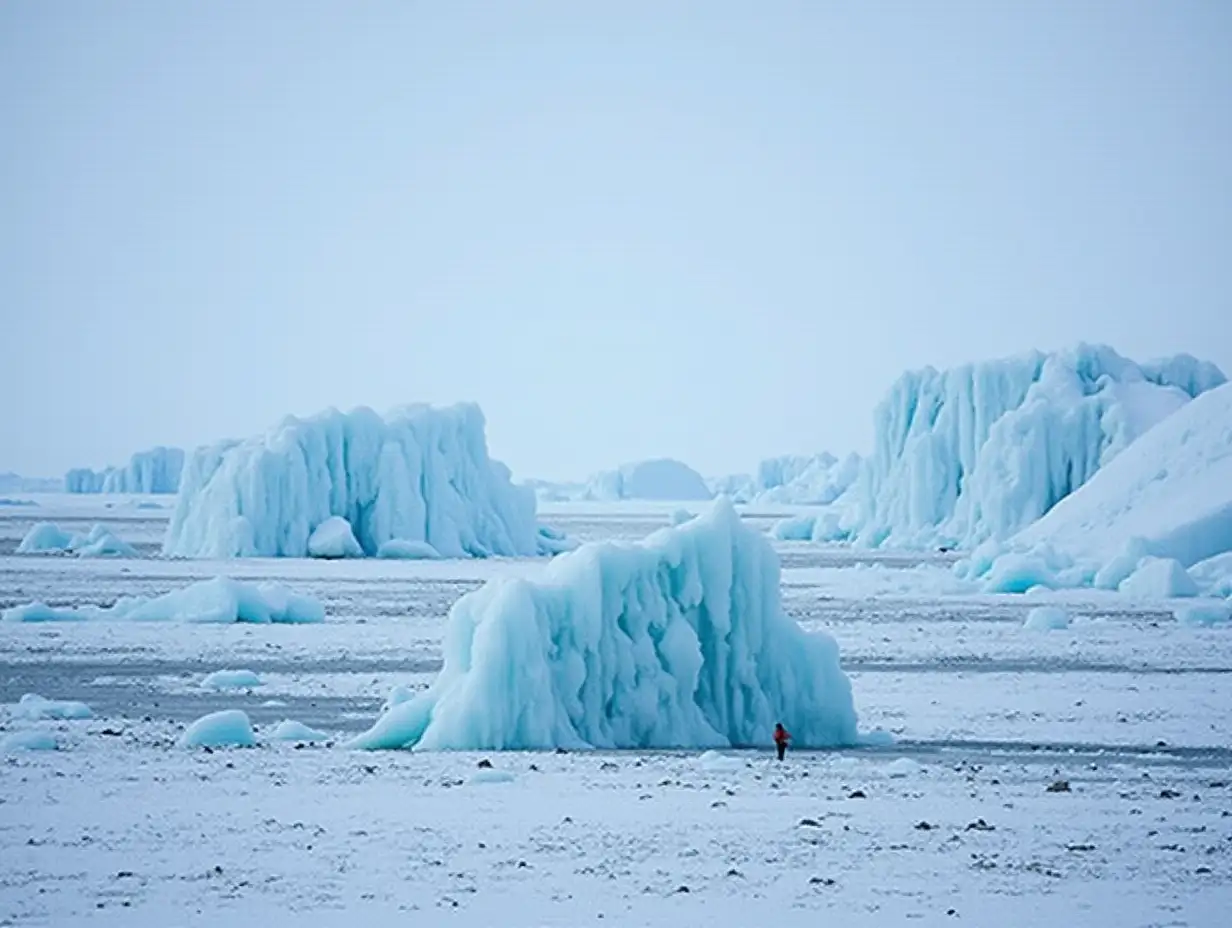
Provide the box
[346,497,859,751]
[179,710,256,748]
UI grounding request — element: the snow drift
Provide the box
[584,459,712,502]
[2,577,324,624]
[960,381,1232,596]
[65,446,184,494]
[164,404,555,559]
[347,497,859,752]
[841,345,1224,549]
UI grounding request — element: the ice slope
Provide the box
[347,497,859,752]
[65,446,185,494]
[584,459,712,502]
[986,381,1232,591]
[164,404,550,559]
[848,345,1224,549]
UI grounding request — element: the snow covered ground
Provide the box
[2,496,1230,926]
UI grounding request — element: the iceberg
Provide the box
[1,577,325,624]
[66,446,184,494]
[165,404,555,559]
[347,497,859,752]
[846,345,1224,549]
[583,459,712,502]
[269,720,330,742]
[9,694,93,721]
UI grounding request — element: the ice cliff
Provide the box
[66,446,185,494]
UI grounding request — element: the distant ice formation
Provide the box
[712,453,862,506]
[65,446,185,494]
[347,497,860,752]
[164,404,558,559]
[16,522,137,558]
[583,459,713,502]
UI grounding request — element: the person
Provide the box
[773,722,791,761]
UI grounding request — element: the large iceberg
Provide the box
[347,497,859,752]
[164,404,553,559]
[66,446,185,494]
[843,345,1224,549]
[965,380,1232,596]
[583,459,713,502]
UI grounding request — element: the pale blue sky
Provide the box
[3,1,1229,482]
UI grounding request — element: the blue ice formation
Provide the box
[584,459,713,502]
[306,516,364,559]
[958,380,1232,597]
[347,497,860,752]
[2,577,324,624]
[15,522,137,558]
[164,404,556,559]
[833,345,1225,550]
[179,710,256,748]
[65,446,185,494]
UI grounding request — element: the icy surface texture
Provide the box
[307,517,364,559]
[65,446,184,494]
[2,730,58,752]
[348,497,859,752]
[848,345,1224,549]
[165,404,550,559]
[584,459,712,502]
[179,710,256,748]
[2,577,324,624]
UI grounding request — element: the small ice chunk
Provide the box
[375,538,442,560]
[1175,603,1231,627]
[1023,606,1071,631]
[307,517,364,559]
[885,757,922,778]
[1118,557,1200,599]
[180,710,257,748]
[469,769,515,784]
[10,693,93,720]
[16,522,74,554]
[269,719,329,742]
[2,602,87,623]
[2,729,58,751]
[983,553,1055,594]
[201,669,262,690]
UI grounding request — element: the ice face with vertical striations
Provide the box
[347,497,860,752]
[164,404,551,559]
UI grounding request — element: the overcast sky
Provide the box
[3,1,1229,482]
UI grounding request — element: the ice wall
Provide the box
[347,497,860,751]
[164,404,548,559]
[65,446,185,494]
[849,345,1225,549]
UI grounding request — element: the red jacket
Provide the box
[774,727,791,745]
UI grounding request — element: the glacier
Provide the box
[65,446,185,494]
[164,404,555,559]
[583,459,713,502]
[346,497,860,752]
[837,344,1224,550]
[960,381,1232,597]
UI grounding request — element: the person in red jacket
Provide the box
[773,722,791,761]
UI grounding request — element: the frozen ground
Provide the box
[2,496,1230,926]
